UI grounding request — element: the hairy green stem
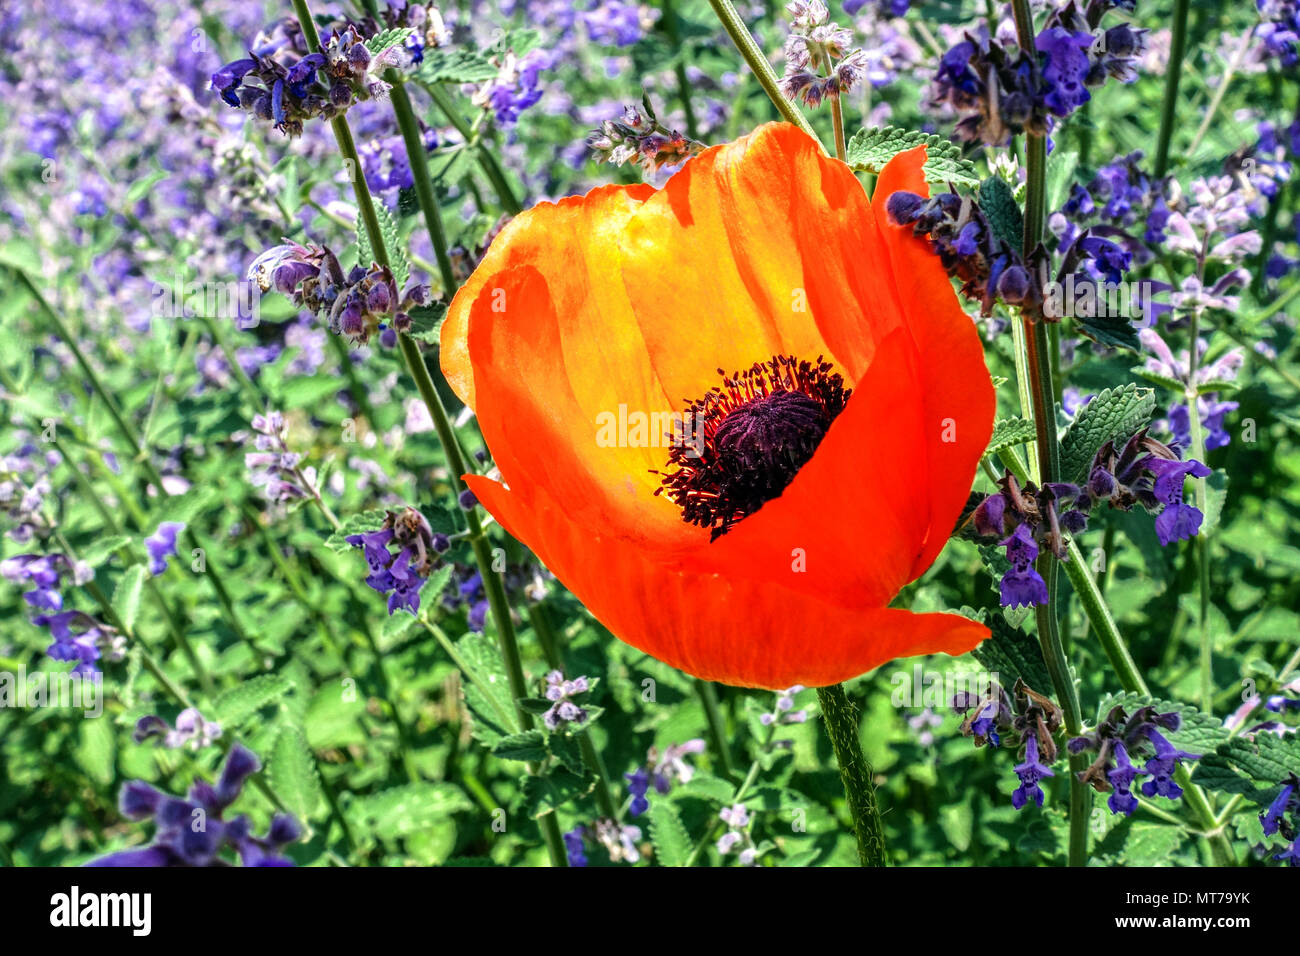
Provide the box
[422,81,523,216]
[707,0,825,149]
[1154,0,1190,178]
[695,680,736,782]
[292,0,564,865]
[18,270,256,652]
[816,684,886,866]
[1010,0,1091,866]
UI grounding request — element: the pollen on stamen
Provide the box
[653,354,851,540]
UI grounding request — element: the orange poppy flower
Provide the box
[441,122,995,690]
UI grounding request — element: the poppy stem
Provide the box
[706,0,826,152]
[815,684,886,866]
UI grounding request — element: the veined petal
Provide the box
[464,472,986,689]
[872,145,997,578]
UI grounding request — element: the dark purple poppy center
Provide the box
[654,355,850,540]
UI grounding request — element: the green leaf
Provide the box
[548,733,587,776]
[1074,312,1142,352]
[1201,470,1228,537]
[980,176,1023,251]
[969,609,1053,694]
[674,773,737,803]
[354,202,408,289]
[847,126,980,186]
[365,27,414,56]
[323,509,389,553]
[521,769,594,818]
[1192,733,1300,805]
[75,718,116,786]
[416,47,500,84]
[457,633,520,746]
[213,673,293,725]
[269,723,323,822]
[79,535,131,567]
[151,486,217,526]
[492,729,548,762]
[647,800,691,867]
[124,165,170,204]
[406,302,447,344]
[1130,365,1187,394]
[112,564,147,633]
[1044,150,1080,217]
[350,783,473,839]
[1058,383,1156,484]
[986,416,1036,456]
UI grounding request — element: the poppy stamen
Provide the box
[654,355,851,540]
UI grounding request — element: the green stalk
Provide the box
[1009,0,1090,867]
[387,80,458,295]
[1154,0,1191,178]
[662,0,700,139]
[16,267,256,652]
[816,684,886,866]
[695,680,736,781]
[422,81,523,216]
[528,603,618,820]
[1183,305,1214,714]
[706,0,825,149]
[291,0,565,865]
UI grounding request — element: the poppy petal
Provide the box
[463,471,987,689]
[676,327,927,610]
[872,146,997,577]
[619,123,905,403]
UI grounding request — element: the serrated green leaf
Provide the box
[112,564,147,633]
[365,27,414,56]
[416,47,500,84]
[674,773,736,803]
[1074,312,1142,352]
[406,302,446,344]
[457,632,519,746]
[323,509,389,553]
[269,723,323,821]
[213,673,292,725]
[79,534,131,566]
[970,609,1053,694]
[986,416,1036,456]
[1201,470,1228,537]
[492,729,548,762]
[547,732,587,776]
[350,782,473,839]
[647,800,691,866]
[521,769,594,818]
[1192,734,1300,806]
[980,177,1023,251]
[1059,383,1156,484]
[75,718,116,786]
[1044,150,1079,217]
[847,125,979,186]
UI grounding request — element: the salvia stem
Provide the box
[815,684,886,866]
[1008,0,1091,864]
[421,81,523,216]
[695,680,737,782]
[706,0,825,150]
[387,77,458,295]
[20,269,257,651]
[1154,0,1190,178]
[290,0,566,866]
